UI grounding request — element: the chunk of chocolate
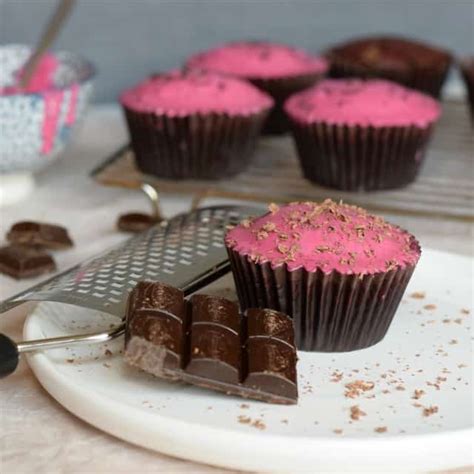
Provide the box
[190,294,240,332]
[247,308,295,345]
[7,221,73,250]
[124,282,298,404]
[127,281,185,322]
[125,281,186,373]
[187,323,241,384]
[117,213,159,233]
[0,245,56,279]
[244,338,297,400]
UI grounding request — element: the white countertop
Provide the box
[0,105,472,473]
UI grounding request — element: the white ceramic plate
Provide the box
[24,248,473,473]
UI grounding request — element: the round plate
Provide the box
[24,248,473,472]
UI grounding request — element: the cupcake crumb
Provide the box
[251,419,266,430]
[350,405,367,421]
[238,415,251,424]
[345,380,375,398]
[422,406,439,417]
[331,371,344,382]
[410,291,426,299]
[412,389,425,400]
[374,426,387,433]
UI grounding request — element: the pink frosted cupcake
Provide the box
[186,41,328,134]
[120,70,273,179]
[285,79,441,191]
[226,200,421,352]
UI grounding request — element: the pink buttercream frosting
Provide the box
[225,200,420,275]
[284,79,440,127]
[120,70,273,116]
[186,42,328,79]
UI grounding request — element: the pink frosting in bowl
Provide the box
[0,53,58,95]
[0,44,94,174]
[284,79,441,127]
[186,41,328,79]
[225,200,420,275]
[120,70,273,116]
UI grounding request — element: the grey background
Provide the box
[1,0,473,102]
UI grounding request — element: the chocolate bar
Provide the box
[7,221,73,250]
[117,213,160,233]
[124,281,298,404]
[0,245,56,279]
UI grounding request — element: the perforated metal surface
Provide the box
[0,206,261,317]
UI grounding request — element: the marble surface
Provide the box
[0,105,472,473]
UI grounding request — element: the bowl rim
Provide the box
[0,43,96,97]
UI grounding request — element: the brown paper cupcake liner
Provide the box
[459,60,474,124]
[328,59,451,99]
[249,72,326,135]
[228,248,417,352]
[123,107,269,180]
[289,121,435,191]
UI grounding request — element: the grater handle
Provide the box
[0,334,19,378]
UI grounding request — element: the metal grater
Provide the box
[0,205,261,317]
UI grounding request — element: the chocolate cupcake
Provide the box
[326,36,452,98]
[459,56,474,124]
[120,71,273,180]
[186,41,328,134]
[285,79,441,191]
[226,200,421,352]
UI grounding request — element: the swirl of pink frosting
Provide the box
[225,200,420,275]
[186,41,328,79]
[284,79,441,127]
[120,70,273,116]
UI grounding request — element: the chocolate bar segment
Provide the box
[190,294,240,332]
[7,221,73,250]
[117,213,160,233]
[247,308,295,346]
[0,245,56,279]
[124,282,298,404]
[245,338,297,400]
[125,281,186,373]
[245,308,297,400]
[186,295,241,384]
[127,281,185,321]
[187,324,241,384]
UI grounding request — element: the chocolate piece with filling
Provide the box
[125,281,186,374]
[124,282,298,404]
[0,245,56,279]
[117,213,160,233]
[7,221,73,250]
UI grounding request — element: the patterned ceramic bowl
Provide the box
[0,44,95,173]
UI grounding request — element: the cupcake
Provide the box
[459,56,474,124]
[226,200,421,352]
[186,41,328,134]
[326,36,452,98]
[120,70,273,180]
[285,79,441,191]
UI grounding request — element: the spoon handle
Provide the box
[20,0,76,88]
